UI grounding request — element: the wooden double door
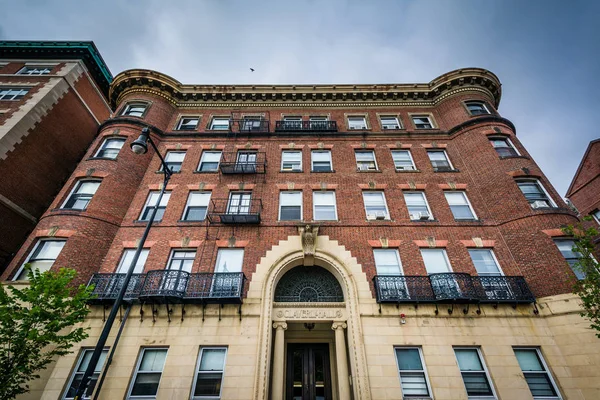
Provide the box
[286,344,333,400]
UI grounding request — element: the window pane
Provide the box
[524,373,558,397]
[215,249,244,273]
[280,206,301,221]
[117,249,149,274]
[165,152,185,163]
[427,151,448,161]
[445,192,467,205]
[131,373,161,396]
[188,192,211,207]
[140,349,167,371]
[312,151,331,162]
[462,373,493,396]
[200,349,226,371]
[34,240,66,260]
[455,349,483,371]
[280,192,302,206]
[421,249,451,274]
[314,191,335,205]
[374,249,401,275]
[202,152,222,163]
[355,151,375,161]
[396,348,423,370]
[194,373,223,396]
[469,250,501,275]
[515,350,544,371]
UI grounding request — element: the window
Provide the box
[167,249,196,273]
[227,192,252,215]
[63,349,108,399]
[391,150,416,171]
[192,348,227,399]
[14,239,66,281]
[554,239,585,280]
[235,151,257,172]
[0,87,29,100]
[215,249,244,273]
[128,348,168,399]
[516,179,556,208]
[373,249,402,275]
[311,150,332,172]
[380,116,401,130]
[427,150,453,172]
[412,115,433,129]
[17,66,53,75]
[281,150,302,171]
[454,348,496,399]
[593,209,600,224]
[121,102,147,117]
[183,192,211,221]
[513,348,561,399]
[117,249,149,274]
[468,249,502,276]
[404,192,433,220]
[282,116,302,130]
[421,248,453,274]
[355,150,378,171]
[177,116,199,130]
[279,191,302,221]
[161,151,186,172]
[210,117,230,130]
[241,116,264,131]
[313,191,337,221]
[198,151,222,172]
[421,248,457,298]
[347,116,367,130]
[490,137,519,157]
[363,191,390,220]
[139,191,171,221]
[62,180,101,210]
[465,101,491,116]
[395,347,432,398]
[445,191,477,220]
[309,116,329,130]
[95,137,125,159]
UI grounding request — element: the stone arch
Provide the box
[248,234,373,400]
[274,266,344,302]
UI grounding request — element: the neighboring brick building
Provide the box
[5,67,600,400]
[0,41,112,272]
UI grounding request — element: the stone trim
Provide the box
[398,183,427,190]
[35,228,76,238]
[438,183,468,190]
[275,184,306,190]
[367,239,402,248]
[226,183,256,190]
[168,240,202,248]
[163,144,193,150]
[421,143,448,149]
[413,239,448,248]
[147,184,177,190]
[186,184,216,190]
[310,184,338,190]
[358,183,388,189]
[122,240,157,248]
[215,239,250,248]
[460,239,496,248]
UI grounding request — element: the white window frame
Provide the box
[198,151,222,172]
[215,248,244,273]
[161,151,186,173]
[421,248,453,274]
[380,115,402,130]
[391,150,416,171]
[453,347,497,400]
[121,102,148,118]
[139,191,171,221]
[490,136,520,157]
[311,150,333,172]
[281,150,302,171]
[61,180,101,210]
[427,150,454,171]
[0,87,30,100]
[362,191,390,220]
[176,116,199,130]
[312,191,338,221]
[127,348,168,400]
[17,65,53,75]
[412,115,434,129]
[465,101,491,116]
[279,191,303,221]
[209,117,230,130]
[373,249,403,275]
[182,191,211,221]
[355,150,378,171]
[404,191,434,221]
[444,191,477,220]
[593,209,600,225]
[347,116,368,130]
[513,348,562,400]
[516,179,557,208]
[394,347,433,399]
[13,239,66,281]
[191,347,228,400]
[468,249,504,277]
[116,249,150,274]
[62,348,109,400]
[94,137,126,159]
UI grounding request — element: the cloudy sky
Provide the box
[1,0,598,195]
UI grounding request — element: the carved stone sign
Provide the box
[273,307,346,321]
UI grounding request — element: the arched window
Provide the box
[274,266,344,302]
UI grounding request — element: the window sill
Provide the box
[366,218,392,222]
[50,208,84,213]
[396,169,420,173]
[155,170,182,174]
[133,219,163,224]
[454,218,482,223]
[311,170,335,173]
[174,129,199,132]
[280,170,304,173]
[409,219,439,223]
[500,155,529,160]
[121,115,145,119]
[177,219,207,223]
[87,157,118,162]
[433,169,460,173]
[193,170,219,174]
[356,169,381,173]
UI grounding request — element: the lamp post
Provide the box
[74,127,171,399]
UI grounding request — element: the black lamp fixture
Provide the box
[130,127,150,155]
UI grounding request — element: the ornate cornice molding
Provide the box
[109,67,502,109]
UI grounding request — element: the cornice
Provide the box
[109,67,502,110]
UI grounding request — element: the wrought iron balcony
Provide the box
[275,120,338,132]
[219,152,267,174]
[139,270,190,303]
[88,273,146,304]
[373,274,534,304]
[207,198,262,224]
[184,272,246,304]
[231,119,270,134]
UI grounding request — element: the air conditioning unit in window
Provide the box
[419,212,431,220]
[531,200,549,209]
[382,126,389,130]
[410,213,420,220]
[349,126,356,130]
[375,211,386,220]
[358,164,370,171]
[366,214,377,221]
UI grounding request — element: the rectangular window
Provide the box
[427,150,453,172]
[395,347,432,398]
[162,151,186,172]
[513,348,561,399]
[490,137,519,157]
[355,150,378,171]
[183,192,211,221]
[227,192,252,215]
[373,249,402,275]
[122,102,147,117]
[116,249,150,274]
[198,151,222,172]
[309,116,329,130]
[140,191,171,221]
[404,192,433,220]
[554,239,585,280]
[454,348,496,398]
[592,210,600,224]
[177,116,199,130]
[468,249,502,276]
[412,115,433,129]
[282,116,302,130]
[95,137,125,159]
[241,116,264,132]
[279,191,302,221]
[421,248,453,274]
[17,66,53,75]
[0,87,29,100]
[192,347,227,399]
[391,150,416,171]
[311,150,332,172]
[128,348,168,399]
[62,180,101,210]
[363,191,390,220]
[236,151,257,172]
[210,117,230,130]
[347,116,367,130]
[445,191,477,220]
[167,249,196,273]
[380,116,401,130]
[215,248,244,273]
[63,349,108,399]
[465,101,491,116]
[14,239,66,281]
[281,150,302,171]
[517,180,555,208]
[313,191,337,221]
[421,248,457,298]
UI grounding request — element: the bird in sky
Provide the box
[250,68,255,72]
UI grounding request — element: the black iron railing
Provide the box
[219,152,267,174]
[185,273,246,304]
[275,120,338,132]
[88,273,146,304]
[207,198,262,224]
[139,270,190,303]
[373,274,534,304]
[231,119,270,134]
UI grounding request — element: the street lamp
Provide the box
[74,127,171,399]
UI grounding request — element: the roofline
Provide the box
[566,138,600,197]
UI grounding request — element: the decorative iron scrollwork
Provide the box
[274,266,344,302]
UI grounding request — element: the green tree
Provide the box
[562,219,600,338]
[0,267,93,400]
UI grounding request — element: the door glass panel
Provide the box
[314,350,326,400]
[292,348,303,400]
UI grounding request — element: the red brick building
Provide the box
[0,41,112,272]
